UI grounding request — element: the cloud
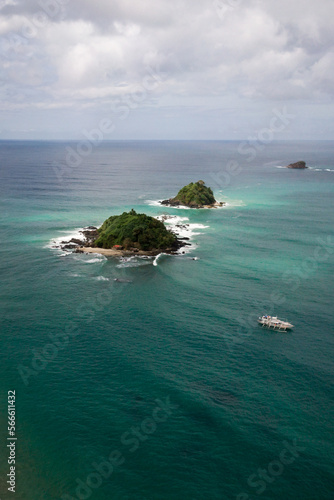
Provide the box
[0,0,333,138]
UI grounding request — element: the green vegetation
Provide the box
[171,180,216,207]
[93,209,177,250]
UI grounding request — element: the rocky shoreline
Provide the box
[160,200,225,209]
[55,226,99,251]
[53,224,190,257]
[285,161,307,169]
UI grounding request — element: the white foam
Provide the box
[147,199,227,210]
[146,200,163,207]
[120,256,136,262]
[155,214,209,255]
[95,276,109,281]
[189,223,210,229]
[153,253,167,266]
[72,253,106,264]
[221,200,245,208]
[275,165,332,172]
[46,224,102,254]
[307,167,334,172]
[146,200,191,209]
[116,256,152,268]
[45,227,84,250]
[84,258,104,264]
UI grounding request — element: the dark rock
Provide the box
[79,228,99,247]
[286,161,307,169]
[161,199,181,207]
[63,244,78,249]
[82,229,98,236]
[70,238,84,245]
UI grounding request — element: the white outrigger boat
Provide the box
[258,315,294,331]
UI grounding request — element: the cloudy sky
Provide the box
[0,0,333,140]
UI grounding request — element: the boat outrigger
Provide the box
[258,315,294,331]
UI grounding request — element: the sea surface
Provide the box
[0,140,333,500]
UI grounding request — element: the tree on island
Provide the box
[161,180,222,208]
[93,209,178,251]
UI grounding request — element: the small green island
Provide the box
[71,210,184,256]
[57,181,224,258]
[160,180,224,208]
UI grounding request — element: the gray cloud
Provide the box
[0,0,333,139]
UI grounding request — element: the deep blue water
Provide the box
[0,140,333,500]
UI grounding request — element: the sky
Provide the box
[0,0,333,140]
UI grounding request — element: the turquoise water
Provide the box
[0,141,333,499]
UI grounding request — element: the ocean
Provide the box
[0,140,333,500]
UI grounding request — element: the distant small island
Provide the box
[66,210,187,256]
[160,180,225,208]
[285,161,307,169]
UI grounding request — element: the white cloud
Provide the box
[0,0,333,138]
